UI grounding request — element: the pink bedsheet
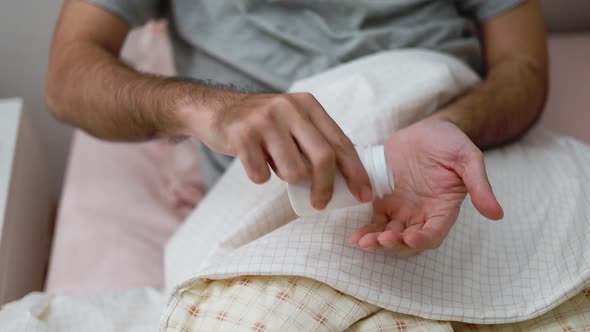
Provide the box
[45,134,203,293]
[45,27,590,294]
[46,22,204,294]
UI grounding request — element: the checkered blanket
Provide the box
[163,275,590,331]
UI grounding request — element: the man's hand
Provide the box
[350,120,503,255]
[47,1,372,208]
[186,91,373,209]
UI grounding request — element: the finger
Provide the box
[237,141,271,184]
[350,223,383,245]
[402,214,454,250]
[373,210,390,225]
[337,142,373,203]
[350,207,389,244]
[356,212,390,250]
[290,117,336,210]
[357,232,381,251]
[232,125,271,184]
[263,128,308,184]
[377,226,405,251]
[378,231,420,256]
[264,151,278,175]
[455,147,504,220]
[296,93,372,203]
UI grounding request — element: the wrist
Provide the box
[168,81,240,140]
[425,108,458,126]
[424,108,472,137]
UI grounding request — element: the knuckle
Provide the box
[332,135,354,154]
[270,94,294,110]
[233,124,256,143]
[296,92,323,115]
[313,148,336,169]
[299,92,317,102]
[313,175,334,194]
[292,165,309,181]
[251,113,274,131]
[283,163,307,183]
[260,105,276,120]
[269,96,300,119]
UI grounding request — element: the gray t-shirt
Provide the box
[90,0,524,89]
[88,0,523,187]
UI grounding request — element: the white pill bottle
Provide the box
[287,145,394,217]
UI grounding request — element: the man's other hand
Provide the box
[350,120,503,255]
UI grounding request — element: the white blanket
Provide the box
[0,289,163,331]
[163,50,590,324]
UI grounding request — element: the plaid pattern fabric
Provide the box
[162,275,447,331]
[163,275,590,332]
[452,288,590,332]
[346,309,453,332]
[163,275,377,331]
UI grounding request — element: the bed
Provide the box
[44,3,590,298]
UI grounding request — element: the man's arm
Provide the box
[46,0,190,141]
[430,0,548,149]
[46,0,373,209]
[352,1,546,253]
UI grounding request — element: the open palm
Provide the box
[351,120,504,255]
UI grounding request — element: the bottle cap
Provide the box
[287,144,395,217]
[358,145,394,198]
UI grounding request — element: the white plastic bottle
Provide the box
[287,145,395,216]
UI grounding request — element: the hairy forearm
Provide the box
[429,57,548,149]
[46,41,218,141]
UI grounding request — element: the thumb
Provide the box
[454,146,504,220]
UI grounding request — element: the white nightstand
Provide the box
[0,98,53,305]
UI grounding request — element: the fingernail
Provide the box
[312,198,327,210]
[360,185,373,202]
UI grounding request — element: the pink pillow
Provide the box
[540,34,590,144]
[46,21,205,294]
[46,133,203,294]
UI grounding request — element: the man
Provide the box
[46,0,547,254]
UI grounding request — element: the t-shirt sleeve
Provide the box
[455,0,524,21]
[86,0,166,27]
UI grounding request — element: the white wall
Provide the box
[0,0,71,197]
